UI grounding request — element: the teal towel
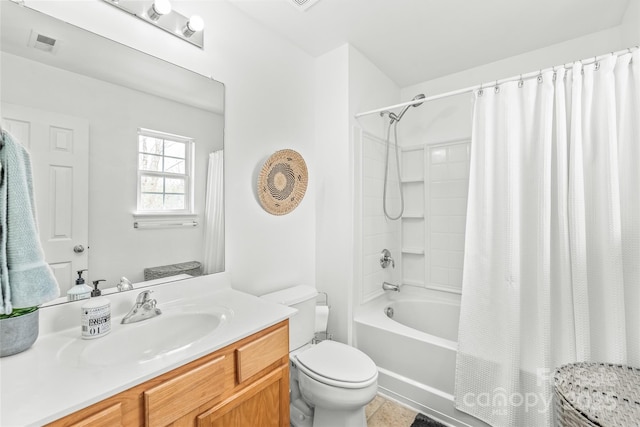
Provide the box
[0,130,60,314]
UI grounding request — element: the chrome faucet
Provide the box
[121,290,162,324]
[116,276,133,292]
[382,282,400,292]
[380,249,395,268]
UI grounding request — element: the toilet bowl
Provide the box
[292,340,378,427]
[261,285,379,427]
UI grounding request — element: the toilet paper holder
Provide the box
[313,292,332,343]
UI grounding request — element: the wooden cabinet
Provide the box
[47,321,289,427]
[196,365,288,427]
[144,355,227,426]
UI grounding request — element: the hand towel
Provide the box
[0,130,60,314]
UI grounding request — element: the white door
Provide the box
[1,103,89,294]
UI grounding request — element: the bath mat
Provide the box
[410,413,447,427]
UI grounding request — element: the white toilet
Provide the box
[261,285,378,427]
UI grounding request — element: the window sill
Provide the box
[133,213,198,229]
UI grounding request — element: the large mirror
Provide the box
[0,2,225,304]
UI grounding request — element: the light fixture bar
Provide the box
[101,0,204,49]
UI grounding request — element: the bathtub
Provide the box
[354,288,488,427]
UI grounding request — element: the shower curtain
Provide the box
[455,50,639,427]
[203,150,224,274]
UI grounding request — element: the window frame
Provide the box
[135,128,195,216]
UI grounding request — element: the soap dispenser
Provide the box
[91,280,106,297]
[67,269,92,301]
[81,285,111,339]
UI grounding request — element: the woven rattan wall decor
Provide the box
[257,149,308,215]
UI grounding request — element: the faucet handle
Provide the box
[380,249,395,268]
[136,290,153,304]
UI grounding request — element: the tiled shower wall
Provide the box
[359,132,470,301]
[360,132,402,302]
[421,141,470,293]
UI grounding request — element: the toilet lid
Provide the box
[295,341,378,387]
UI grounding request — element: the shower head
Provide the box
[389,94,426,123]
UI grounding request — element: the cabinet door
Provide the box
[236,324,288,383]
[144,355,226,427]
[196,365,289,427]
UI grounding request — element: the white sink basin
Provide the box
[57,305,233,367]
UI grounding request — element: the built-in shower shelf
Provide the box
[402,248,424,255]
[401,214,424,219]
[401,178,423,184]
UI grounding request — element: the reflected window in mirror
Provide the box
[137,128,195,214]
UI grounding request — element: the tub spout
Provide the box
[382,282,400,292]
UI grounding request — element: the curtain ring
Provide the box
[494,80,500,94]
[478,84,484,97]
[537,70,543,84]
[518,74,524,88]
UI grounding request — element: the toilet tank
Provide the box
[261,285,318,351]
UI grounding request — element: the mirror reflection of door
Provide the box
[2,102,89,294]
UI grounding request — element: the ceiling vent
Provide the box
[287,0,321,12]
[28,30,59,54]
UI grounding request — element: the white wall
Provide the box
[314,45,350,343]
[400,26,627,145]
[622,0,640,47]
[25,0,317,296]
[314,44,400,343]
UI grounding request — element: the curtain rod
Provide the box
[354,46,638,119]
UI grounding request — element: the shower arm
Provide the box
[361,98,429,119]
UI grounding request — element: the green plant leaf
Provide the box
[0,306,38,320]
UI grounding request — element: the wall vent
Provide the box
[28,30,59,53]
[287,0,321,12]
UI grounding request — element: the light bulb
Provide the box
[182,15,204,37]
[147,0,171,21]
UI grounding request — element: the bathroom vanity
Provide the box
[48,321,289,426]
[0,273,295,426]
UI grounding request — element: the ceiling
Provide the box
[226,0,631,87]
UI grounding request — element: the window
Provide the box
[137,128,194,214]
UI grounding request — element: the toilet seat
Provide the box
[294,341,378,389]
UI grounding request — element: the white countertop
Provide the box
[0,273,295,427]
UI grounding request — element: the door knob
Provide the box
[73,245,85,253]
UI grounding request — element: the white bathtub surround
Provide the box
[456,50,640,427]
[358,131,403,302]
[355,289,488,427]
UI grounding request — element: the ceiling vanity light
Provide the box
[182,15,204,38]
[102,0,205,48]
[146,0,172,21]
